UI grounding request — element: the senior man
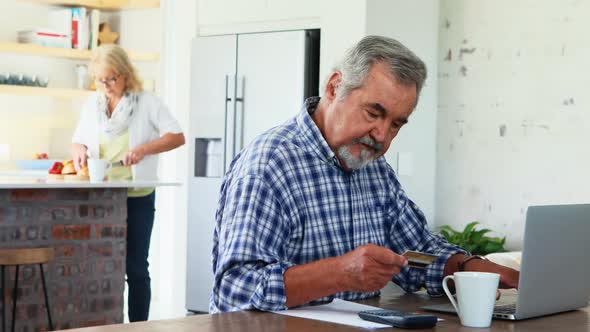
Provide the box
[210,35,519,313]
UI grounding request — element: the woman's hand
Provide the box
[122,133,185,166]
[72,144,88,172]
[124,146,146,166]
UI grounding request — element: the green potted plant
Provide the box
[438,221,506,255]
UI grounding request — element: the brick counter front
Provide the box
[0,188,128,331]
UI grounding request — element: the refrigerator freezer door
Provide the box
[187,34,236,312]
[235,30,307,151]
[190,35,237,174]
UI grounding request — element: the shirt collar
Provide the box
[296,97,341,166]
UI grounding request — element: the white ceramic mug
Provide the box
[88,159,108,183]
[442,272,500,327]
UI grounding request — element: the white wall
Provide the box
[437,0,590,249]
[315,1,367,82]
[366,0,439,225]
[150,0,195,319]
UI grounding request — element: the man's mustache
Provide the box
[352,136,383,153]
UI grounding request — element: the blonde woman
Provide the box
[71,44,185,321]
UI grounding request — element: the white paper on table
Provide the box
[271,299,391,329]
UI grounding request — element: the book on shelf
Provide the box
[89,9,100,50]
[48,7,72,48]
[71,7,86,49]
[72,7,100,50]
[16,6,101,51]
[17,29,70,48]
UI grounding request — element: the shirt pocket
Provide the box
[356,192,388,247]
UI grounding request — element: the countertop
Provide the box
[0,170,181,189]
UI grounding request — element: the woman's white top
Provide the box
[72,91,183,180]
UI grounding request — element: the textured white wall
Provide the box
[436,0,590,249]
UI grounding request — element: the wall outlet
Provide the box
[0,144,10,161]
[397,152,414,176]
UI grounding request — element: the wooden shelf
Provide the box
[0,78,154,98]
[0,42,159,62]
[20,0,159,10]
[0,85,93,98]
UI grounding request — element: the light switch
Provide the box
[397,152,413,176]
[0,144,10,161]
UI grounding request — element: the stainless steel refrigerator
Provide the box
[186,29,320,313]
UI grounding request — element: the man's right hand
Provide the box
[337,244,408,292]
[284,243,408,308]
[71,144,88,172]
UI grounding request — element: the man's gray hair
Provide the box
[332,35,427,103]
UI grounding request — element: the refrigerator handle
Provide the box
[232,74,242,158]
[235,76,245,150]
[224,74,231,174]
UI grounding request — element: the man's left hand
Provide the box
[463,258,519,289]
[445,254,519,299]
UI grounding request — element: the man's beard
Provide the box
[336,135,383,170]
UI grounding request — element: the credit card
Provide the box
[402,250,439,269]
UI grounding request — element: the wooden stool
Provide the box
[0,248,54,332]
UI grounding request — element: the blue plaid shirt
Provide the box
[210,97,464,313]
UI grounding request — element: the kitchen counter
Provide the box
[0,173,181,330]
[0,171,180,188]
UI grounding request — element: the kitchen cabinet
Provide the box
[198,0,319,31]
[186,29,320,312]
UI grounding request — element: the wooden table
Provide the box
[66,289,590,332]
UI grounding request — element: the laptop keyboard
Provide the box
[494,303,516,314]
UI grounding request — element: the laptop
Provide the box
[423,204,590,320]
